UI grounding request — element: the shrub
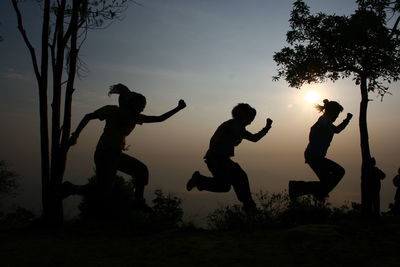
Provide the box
[151,189,183,227]
[0,160,19,197]
[78,175,136,221]
[206,191,358,230]
[256,190,291,222]
[280,195,332,225]
[207,191,292,230]
[78,175,184,230]
[0,206,36,229]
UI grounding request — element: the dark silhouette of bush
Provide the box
[280,196,332,225]
[0,207,36,229]
[207,191,363,230]
[78,175,135,221]
[0,160,19,197]
[206,191,291,230]
[151,189,183,227]
[77,175,183,230]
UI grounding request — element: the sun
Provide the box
[304,90,321,105]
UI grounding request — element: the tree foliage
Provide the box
[273,0,400,98]
[273,0,400,213]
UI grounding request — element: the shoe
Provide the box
[288,180,299,202]
[186,171,200,191]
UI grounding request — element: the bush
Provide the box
[280,195,332,225]
[0,207,36,229]
[78,175,184,230]
[206,191,361,230]
[207,204,251,230]
[151,189,183,227]
[0,160,19,197]
[256,190,291,222]
[78,175,136,221]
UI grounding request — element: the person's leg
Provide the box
[61,150,118,199]
[230,161,256,211]
[361,179,373,215]
[86,149,121,214]
[373,190,381,216]
[394,188,400,213]
[309,157,345,198]
[288,158,327,201]
[194,158,232,193]
[117,153,150,211]
[94,150,120,197]
[371,180,381,216]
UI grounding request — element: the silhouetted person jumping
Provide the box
[63,83,186,212]
[289,99,352,202]
[186,103,273,212]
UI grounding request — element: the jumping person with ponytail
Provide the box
[63,83,186,212]
[289,99,352,202]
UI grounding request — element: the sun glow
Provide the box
[304,90,321,105]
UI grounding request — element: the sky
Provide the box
[0,0,399,223]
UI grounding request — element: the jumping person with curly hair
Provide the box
[186,103,273,212]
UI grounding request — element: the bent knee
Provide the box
[217,183,231,192]
[338,167,345,179]
[134,165,149,186]
[222,184,232,192]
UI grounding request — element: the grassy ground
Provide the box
[1,218,400,267]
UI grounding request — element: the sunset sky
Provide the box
[0,0,399,221]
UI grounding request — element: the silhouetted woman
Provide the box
[390,168,400,214]
[186,103,273,212]
[64,83,186,212]
[289,99,352,202]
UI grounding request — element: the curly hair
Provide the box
[232,103,256,121]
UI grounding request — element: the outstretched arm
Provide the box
[69,112,98,146]
[243,118,273,142]
[333,113,352,133]
[139,100,186,123]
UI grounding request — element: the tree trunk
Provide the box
[359,75,372,214]
[44,0,80,226]
[39,0,52,224]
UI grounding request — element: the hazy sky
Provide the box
[0,0,399,221]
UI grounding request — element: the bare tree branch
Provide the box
[11,0,41,81]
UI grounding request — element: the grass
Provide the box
[2,190,400,266]
[1,217,400,267]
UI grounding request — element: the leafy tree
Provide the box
[11,0,140,225]
[357,0,400,37]
[273,0,400,212]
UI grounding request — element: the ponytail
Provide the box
[315,99,343,114]
[108,83,147,113]
[108,83,131,97]
[315,99,329,112]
